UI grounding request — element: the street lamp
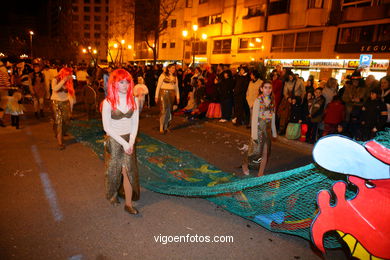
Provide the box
[29,30,34,60]
[185,25,206,68]
[182,30,188,66]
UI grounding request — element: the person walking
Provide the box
[101,69,140,215]
[51,67,75,150]
[155,64,180,134]
[242,81,277,176]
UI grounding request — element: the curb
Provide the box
[204,120,313,154]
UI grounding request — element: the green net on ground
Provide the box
[69,120,390,249]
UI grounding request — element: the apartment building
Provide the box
[69,0,109,64]
[154,0,388,80]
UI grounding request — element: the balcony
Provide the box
[267,13,289,31]
[343,4,389,22]
[242,16,265,33]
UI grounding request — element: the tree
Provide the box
[108,0,136,65]
[136,0,182,65]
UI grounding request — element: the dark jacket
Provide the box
[218,77,234,100]
[310,95,325,123]
[233,74,250,97]
[361,99,387,131]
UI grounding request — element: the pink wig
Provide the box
[57,67,75,98]
[106,69,136,111]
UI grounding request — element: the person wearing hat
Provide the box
[29,59,46,119]
[342,70,369,137]
[360,87,388,141]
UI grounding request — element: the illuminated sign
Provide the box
[293,60,310,66]
[359,54,372,67]
[347,60,359,68]
[360,44,388,53]
[265,59,388,71]
[266,60,281,66]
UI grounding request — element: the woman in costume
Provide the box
[155,64,180,134]
[102,69,140,215]
[29,59,46,119]
[242,80,277,176]
[51,67,75,150]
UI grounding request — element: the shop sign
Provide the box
[266,60,281,66]
[370,60,389,70]
[311,60,344,68]
[360,44,389,53]
[293,60,310,66]
[347,60,359,68]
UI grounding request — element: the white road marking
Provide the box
[31,145,63,222]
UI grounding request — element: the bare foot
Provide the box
[242,163,250,175]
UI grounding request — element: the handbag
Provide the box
[286,122,301,140]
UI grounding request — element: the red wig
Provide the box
[106,69,136,111]
[57,67,75,97]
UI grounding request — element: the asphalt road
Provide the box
[0,105,348,260]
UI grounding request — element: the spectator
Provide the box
[306,87,325,144]
[322,77,338,107]
[289,96,304,124]
[246,70,262,119]
[217,70,234,122]
[360,87,388,141]
[323,95,345,136]
[342,71,369,138]
[379,76,390,127]
[305,75,316,94]
[232,66,250,126]
[271,71,283,112]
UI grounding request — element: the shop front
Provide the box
[265,59,389,84]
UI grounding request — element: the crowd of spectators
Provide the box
[1,59,389,143]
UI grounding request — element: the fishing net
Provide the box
[69,120,390,249]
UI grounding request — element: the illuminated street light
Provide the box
[201,34,207,40]
[29,30,34,59]
[192,24,198,32]
[121,39,125,44]
[127,44,132,49]
[182,30,188,37]
[249,42,254,47]
[82,48,87,53]
[113,43,118,48]
[93,49,97,54]
[261,45,265,50]
[88,46,92,50]
[255,38,261,43]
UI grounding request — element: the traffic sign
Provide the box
[359,54,372,67]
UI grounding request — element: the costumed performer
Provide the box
[134,76,149,113]
[102,69,140,215]
[51,67,75,150]
[5,90,24,129]
[29,59,46,119]
[242,80,277,176]
[155,64,180,134]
